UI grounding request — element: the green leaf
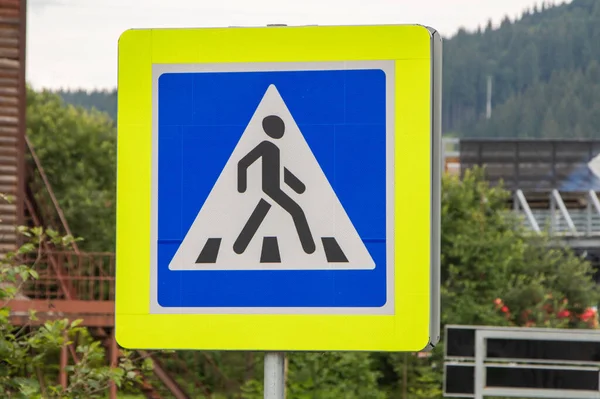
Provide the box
[17,243,35,254]
[19,270,29,281]
[142,357,154,370]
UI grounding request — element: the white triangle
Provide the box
[168,84,376,271]
[589,153,600,179]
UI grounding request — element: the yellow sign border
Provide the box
[116,24,437,352]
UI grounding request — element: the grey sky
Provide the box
[26,0,565,90]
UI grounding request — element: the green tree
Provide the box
[26,88,116,252]
[441,168,598,326]
[441,0,600,136]
[469,61,600,138]
[241,352,385,399]
[56,89,118,122]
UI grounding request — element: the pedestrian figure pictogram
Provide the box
[234,114,316,257]
[168,84,375,271]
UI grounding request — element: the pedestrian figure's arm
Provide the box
[284,168,305,194]
[237,144,265,193]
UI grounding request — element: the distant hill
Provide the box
[444,0,600,137]
[56,89,117,122]
[468,60,600,138]
[55,0,600,139]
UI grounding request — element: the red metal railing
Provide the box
[7,251,115,327]
[21,251,115,301]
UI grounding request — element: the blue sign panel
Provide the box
[153,62,394,313]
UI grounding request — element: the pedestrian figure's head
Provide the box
[262,115,285,139]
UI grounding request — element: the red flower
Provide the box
[581,308,596,322]
[501,306,509,313]
[557,310,570,319]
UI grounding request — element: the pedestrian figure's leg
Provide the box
[234,199,271,254]
[268,190,315,254]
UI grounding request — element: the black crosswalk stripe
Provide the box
[196,238,221,263]
[321,237,349,263]
[260,237,281,263]
[195,236,349,264]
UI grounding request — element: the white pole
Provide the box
[264,352,285,399]
[486,75,492,119]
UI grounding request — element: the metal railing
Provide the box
[513,190,600,237]
[513,190,541,233]
[21,251,115,301]
[444,325,600,399]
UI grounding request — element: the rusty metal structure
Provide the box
[0,1,196,398]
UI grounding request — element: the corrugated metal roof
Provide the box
[0,0,25,250]
[459,139,600,193]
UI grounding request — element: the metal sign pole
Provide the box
[264,352,285,399]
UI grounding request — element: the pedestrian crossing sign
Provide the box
[116,24,442,352]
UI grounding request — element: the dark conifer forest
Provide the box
[54,0,600,139]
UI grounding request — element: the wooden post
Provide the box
[60,332,68,389]
[283,354,288,399]
[109,329,118,399]
[402,352,407,399]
